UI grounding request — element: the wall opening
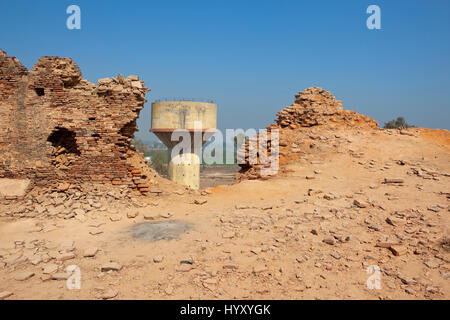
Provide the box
[35,88,45,96]
[47,127,80,168]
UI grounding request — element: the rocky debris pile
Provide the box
[238,87,379,180]
[97,74,146,96]
[0,182,150,220]
[0,238,78,272]
[36,57,82,88]
[275,87,378,129]
[50,145,78,169]
[0,49,153,193]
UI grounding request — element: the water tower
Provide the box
[151,100,217,189]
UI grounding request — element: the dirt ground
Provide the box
[0,127,449,300]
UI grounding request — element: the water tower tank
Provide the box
[151,100,217,189]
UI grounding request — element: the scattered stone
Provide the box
[322,238,335,245]
[57,252,75,261]
[384,178,404,184]
[323,194,335,200]
[330,251,341,260]
[89,230,103,236]
[368,224,382,232]
[353,199,369,208]
[99,289,118,300]
[73,208,86,216]
[404,287,415,295]
[194,199,207,205]
[0,178,30,198]
[14,271,35,281]
[40,274,51,282]
[0,291,13,300]
[222,264,239,271]
[89,222,104,228]
[42,263,59,274]
[153,255,164,263]
[180,259,194,265]
[109,214,122,222]
[58,240,75,252]
[165,285,174,295]
[376,242,400,249]
[389,245,407,256]
[385,217,401,227]
[222,231,235,239]
[30,256,43,265]
[160,212,172,219]
[127,211,138,219]
[101,262,123,272]
[83,247,99,258]
[427,206,440,213]
[398,275,416,285]
[52,273,70,281]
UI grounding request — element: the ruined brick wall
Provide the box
[237,87,379,180]
[0,49,151,191]
[275,87,378,129]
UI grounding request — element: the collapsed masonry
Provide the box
[275,87,378,129]
[0,49,153,196]
[238,87,378,180]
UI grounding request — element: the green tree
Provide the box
[383,117,413,129]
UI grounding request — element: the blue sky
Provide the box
[1,0,449,142]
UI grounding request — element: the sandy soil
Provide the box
[0,127,449,300]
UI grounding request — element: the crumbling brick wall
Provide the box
[238,87,379,180]
[0,49,151,191]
